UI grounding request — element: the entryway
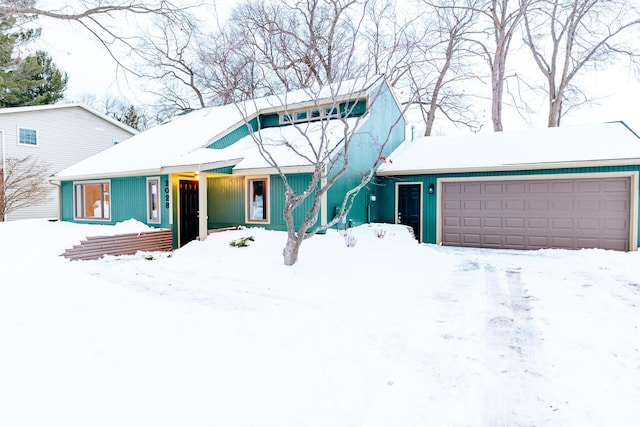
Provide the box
[397,183,422,241]
[179,180,199,247]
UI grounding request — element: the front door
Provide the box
[398,184,421,241]
[179,180,199,247]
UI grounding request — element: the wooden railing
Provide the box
[61,229,173,261]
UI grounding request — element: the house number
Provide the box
[164,180,170,209]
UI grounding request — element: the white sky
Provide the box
[31,1,640,135]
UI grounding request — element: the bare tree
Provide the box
[4,1,201,70]
[239,77,405,266]
[228,0,368,91]
[412,0,483,135]
[0,156,50,221]
[434,0,532,131]
[222,0,406,266]
[523,0,640,127]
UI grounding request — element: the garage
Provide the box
[440,177,631,251]
[376,121,640,251]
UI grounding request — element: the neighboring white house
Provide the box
[0,103,138,220]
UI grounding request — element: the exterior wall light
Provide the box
[428,183,435,194]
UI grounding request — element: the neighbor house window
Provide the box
[147,177,161,224]
[247,177,268,222]
[18,128,38,146]
[74,181,110,220]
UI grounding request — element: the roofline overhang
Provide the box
[232,165,315,176]
[376,158,640,176]
[50,159,245,183]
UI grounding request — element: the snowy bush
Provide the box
[229,236,255,248]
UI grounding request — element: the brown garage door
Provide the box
[441,177,631,251]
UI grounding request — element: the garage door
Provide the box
[441,177,631,251]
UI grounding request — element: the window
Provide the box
[247,178,268,222]
[147,177,161,223]
[18,128,38,146]
[295,111,307,121]
[74,181,110,220]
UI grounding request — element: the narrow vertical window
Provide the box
[73,181,110,220]
[147,177,161,223]
[247,178,268,222]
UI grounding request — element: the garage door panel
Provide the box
[605,200,628,213]
[463,233,481,244]
[504,235,525,246]
[485,200,502,210]
[441,177,631,251]
[484,183,502,193]
[552,181,574,192]
[464,200,481,210]
[505,182,525,193]
[505,200,525,211]
[603,239,629,251]
[528,182,549,193]
[484,217,502,228]
[577,180,601,192]
[528,199,548,210]
[529,218,548,229]
[483,234,502,245]
[577,219,600,231]
[604,218,628,231]
[604,178,630,192]
[552,199,574,211]
[464,217,481,227]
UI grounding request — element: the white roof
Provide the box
[0,102,139,135]
[54,76,382,180]
[377,121,640,175]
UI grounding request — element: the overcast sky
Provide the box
[32,2,640,135]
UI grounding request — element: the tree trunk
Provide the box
[282,234,303,266]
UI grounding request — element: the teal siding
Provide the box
[207,173,316,231]
[207,175,245,229]
[326,81,406,227]
[206,166,234,174]
[379,165,640,245]
[261,113,280,128]
[60,175,171,230]
[207,118,258,149]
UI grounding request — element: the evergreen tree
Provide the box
[112,105,141,130]
[0,12,67,107]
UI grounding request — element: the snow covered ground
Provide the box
[1,219,639,426]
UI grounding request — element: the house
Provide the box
[52,76,406,248]
[0,103,138,220]
[376,121,640,251]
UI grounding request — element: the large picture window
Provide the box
[247,177,268,222]
[74,181,110,220]
[147,177,161,223]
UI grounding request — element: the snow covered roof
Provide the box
[377,121,640,175]
[52,75,380,181]
[0,102,139,135]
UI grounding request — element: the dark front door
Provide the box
[398,184,421,241]
[179,180,199,247]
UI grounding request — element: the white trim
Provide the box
[166,174,173,225]
[377,158,640,176]
[72,179,112,222]
[146,177,161,224]
[0,103,138,135]
[245,176,270,224]
[395,181,423,242]
[233,165,315,176]
[198,172,208,241]
[17,126,38,147]
[435,172,638,251]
